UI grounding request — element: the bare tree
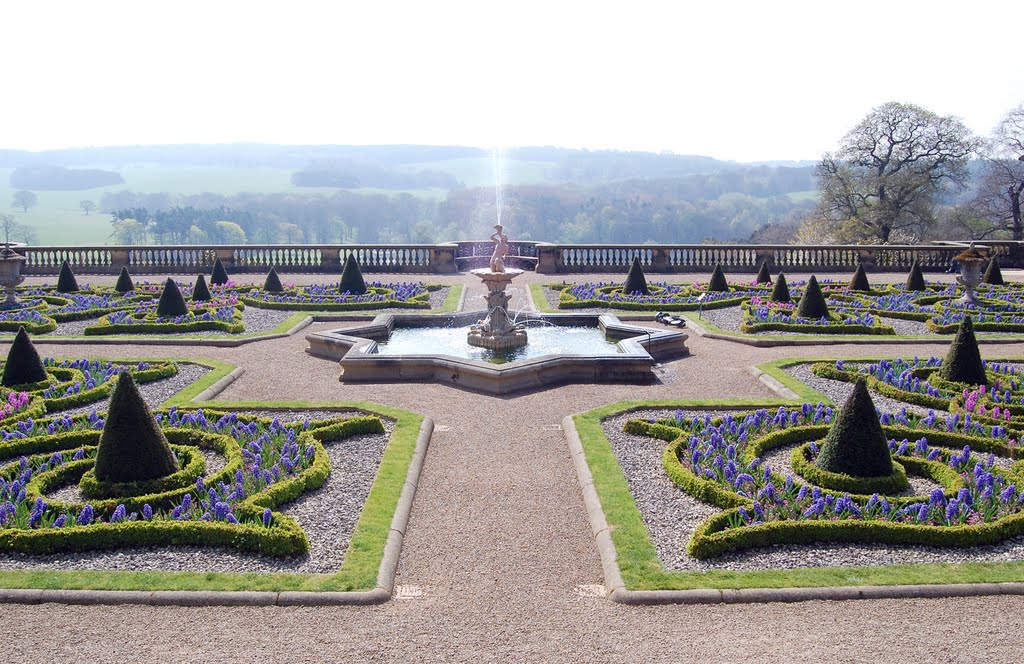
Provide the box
[970,103,1024,240]
[815,102,976,243]
[11,190,37,213]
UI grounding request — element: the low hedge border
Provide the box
[740,316,896,336]
[83,308,245,336]
[791,442,909,494]
[79,444,205,499]
[239,285,439,312]
[925,319,1024,334]
[554,284,756,312]
[810,362,952,412]
[0,317,57,334]
[39,362,178,412]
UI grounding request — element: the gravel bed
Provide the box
[605,408,1024,572]
[783,362,935,416]
[0,415,392,574]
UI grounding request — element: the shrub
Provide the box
[622,256,649,295]
[93,371,180,483]
[114,266,135,293]
[1,327,48,387]
[905,259,926,291]
[156,278,188,317]
[210,257,230,286]
[707,264,729,292]
[816,378,894,477]
[770,272,791,303]
[795,275,828,319]
[755,260,772,285]
[938,315,986,385]
[340,254,367,294]
[263,266,284,293]
[984,257,1005,286]
[56,260,79,293]
[849,263,871,292]
[191,273,212,302]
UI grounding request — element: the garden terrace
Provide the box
[2,266,1024,662]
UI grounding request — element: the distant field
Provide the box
[400,158,556,187]
[786,190,819,203]
[1,166,450,245]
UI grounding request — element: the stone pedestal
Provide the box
[0,254,26,305]
[467,268,528,351]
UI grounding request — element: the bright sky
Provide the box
[3,0,1020,162]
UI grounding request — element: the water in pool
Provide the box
[375,325,620,363]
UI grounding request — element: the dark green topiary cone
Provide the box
[905,259,926,291]
[816,378,894,477]
[622,256,649,295]
[263,266,284,292]
[796,275,829,319]
[938,315,987,385]
[210,257,230,286]
[770,272,791,303]
[707,264,729,292]
[114,266,134,293]
[156,278,188,317]
[755,260,772,285]
[339,254,367,294]
[1,327,48,387]
[848,263,871,292]
[983,257,1004,286]
[93,371,179,483]
[56,260,79,293]
[191,274,212,302]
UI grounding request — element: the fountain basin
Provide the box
[306,312,688,395]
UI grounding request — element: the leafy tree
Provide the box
[213,220,246,244]
[815,102,975,243]
[11,190,37,213]
[80,200,96,216]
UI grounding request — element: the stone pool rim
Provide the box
[305,311,689,395]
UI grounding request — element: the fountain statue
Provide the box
[467,224,528,351]
[954,243,988,306]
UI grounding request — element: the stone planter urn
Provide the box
[954,244,988,307]
[0,246,26,306]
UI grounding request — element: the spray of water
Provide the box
[492,147,504,226]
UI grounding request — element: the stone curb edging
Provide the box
[560,414,1024,605]
[0,416,434,607]
[745,366,800,400]
[191,367,245,402]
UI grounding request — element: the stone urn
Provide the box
[0,246,26,306]
[954,244,988,307]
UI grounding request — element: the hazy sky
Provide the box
[3,0,1020,161]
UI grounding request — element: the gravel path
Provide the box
[2,270,1024,663]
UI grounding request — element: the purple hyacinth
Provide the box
[262,508,272,527]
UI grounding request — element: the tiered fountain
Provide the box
[467,224,527,351]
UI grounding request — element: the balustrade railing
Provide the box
[12,240,1021,276]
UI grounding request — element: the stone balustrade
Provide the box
[10,240,1021,276]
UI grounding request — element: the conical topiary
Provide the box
[191,274,212,302]
[114,266,134,293]
[210,257,230,286]
[707,264,729,292]
[1,327,48,387]
[755,260,772,285]
[848,263,871,291]
[263,266,284,293]
[622,256,649,295]
[339,254,367,294]
[938,315,987,385]
[56,260,79,293]
[983,257,1004,286]
[816,378,894,477]
[770,272,791,303]
[156,278,188,317]
[93,370,179,483]
[796,275,829,319]
[905,259,926,291]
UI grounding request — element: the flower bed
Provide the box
[240,282,437,311]
[0,407,385,556]
[739,297,896,335]
[83,300,245,335]
[623,401,1024,559]
[552,282,768,311]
